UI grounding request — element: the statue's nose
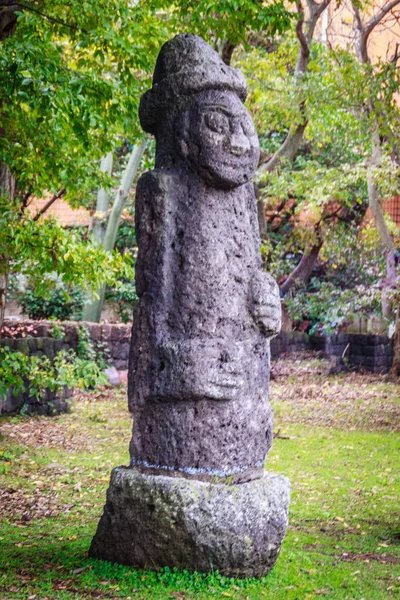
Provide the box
[230,129,250,156]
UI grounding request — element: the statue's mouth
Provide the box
[215,159,254,168]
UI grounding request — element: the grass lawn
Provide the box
[0,354,399,599]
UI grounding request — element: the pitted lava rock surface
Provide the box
[128,34,281,481]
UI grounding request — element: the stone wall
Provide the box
[310,333,393,374]
[1,320,132,371]
[270,331,393,373]
[270,332,310,358]
[1,320,394,374]
[0,321,132,414]
[0,336,73,415]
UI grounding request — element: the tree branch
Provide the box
[221,40,236,66]
[12,2,86,32]
[320,205,343,222]
[18,189,32,215]
[0,2,19,40]
[259,120,308,173]
[32,189,65,221]
[259,0,332,173]
[280,240,323,295]
[352,0,400,63]
[305,0,332,44]
[364,0,400,36]
[390,41,400,64]
[295,0,310,68]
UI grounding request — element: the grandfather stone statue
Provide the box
[90,34,290,578]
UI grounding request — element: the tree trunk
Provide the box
[0,162,16,199]
[0,2,19,41]
[390,308,400,377]
[257,198,268,241]
[103,141,146,252]
[280,241,323,295]
[221,40,235,66]
[367,133,397,320]
[91,152,113,243]
[0,163,16,333]
[259,121,307,173]
[351,0,400,321]
[81,152,113,322]
[391,330,400,376]
[82,141,146,323]
[0,270,8,335]
[256,2,332,239]
[259,0,331,177]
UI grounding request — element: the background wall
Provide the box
[1,320,394,374]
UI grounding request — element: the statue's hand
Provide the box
[157,339,245,402]
[251,271,282,338]
[200,350,244,400]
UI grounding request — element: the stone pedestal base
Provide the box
[89,467,290,578]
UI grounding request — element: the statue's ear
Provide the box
[178,138,189,158]
[175,110,190,158]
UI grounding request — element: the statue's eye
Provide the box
[241,115,255,136]
[204,111,230,134]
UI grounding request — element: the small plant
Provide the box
[53,350,82,390]
[94,339,112,370]
[77,325,111,370]
[49,322,65,340]
[0,346,30,398]
[0,346,64,401]
[77,325,97,361]
[71,355,108,389]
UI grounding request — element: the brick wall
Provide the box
[27,197,91,226]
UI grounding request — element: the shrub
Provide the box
[19,280,84,321]
[0,342,108,406]
[285,278,383,335]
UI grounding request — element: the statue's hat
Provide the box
[139,34,248,134]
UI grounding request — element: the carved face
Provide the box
[177,90,260,189]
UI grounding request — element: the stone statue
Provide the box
[128,33,281,483]
[90,34,290,578]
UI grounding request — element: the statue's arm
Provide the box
[135,171,171,298]
[135,173,153,297]
[250,272,282,338]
